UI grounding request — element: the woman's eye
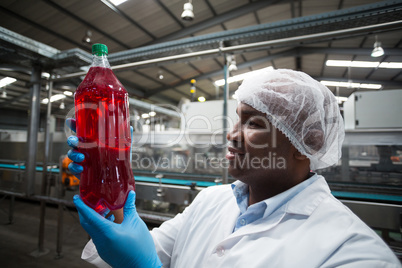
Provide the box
[248,121,260,127]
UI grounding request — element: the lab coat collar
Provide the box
[231,173,321,219]
[223,175,331,242]
[285,175,331,216]
[261,173,319,218]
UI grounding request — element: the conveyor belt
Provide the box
[0,163,59,173]
[0,163,218,187]
[331,191,402,203]
[0,163,400,203]
[134,175,219,187]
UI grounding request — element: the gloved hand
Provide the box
[66,118,120,222]
[65,118,134,177]
[66,118,84,177]
[74,191,162,268]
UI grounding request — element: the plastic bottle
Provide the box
[75,43,135,214]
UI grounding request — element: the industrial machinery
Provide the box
[0,97,401,257]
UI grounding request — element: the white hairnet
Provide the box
[235,68,345,170]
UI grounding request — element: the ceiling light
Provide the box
[41,94,66,104]
[334,96,348,104]
[1,90,6,98]
[181,1,194,21]
[371,35,385,57]
[320,80,382,90]
[326,60,379,68]
[378,62,402,68]
[80,66,90,72]
[198,96,206,102]
[141,113,150,119]
[41,72,50,78]
[371,43,384,57]
[0,77,16,88]
[227,54,237,72]
[157,71,164,80]
[59,100,65,110]
[149,111,156,117]
[326,60,402,69]
[214,66,274,87]
[109,0,127,5]
[228,63,237,72]
[82,30,92,45]
[63,91,73,96]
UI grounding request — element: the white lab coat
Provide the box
[82,175,401,267]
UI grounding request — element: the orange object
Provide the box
[62,156,80,187]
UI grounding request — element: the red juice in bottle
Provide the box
[75,44,135,214]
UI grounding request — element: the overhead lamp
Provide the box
[141,113,150,119]
[149,111,156,117]
[63,91,73,96]
[320,80,382,90]
[0,77,16,88]
[42,94,66,104]
[227,54,237,72]
[325,60,402,69]
[59,100,65,110]
[197,96,206,102]
[41,72,50,79]
[1,90,6,98]
[214,66,274,86]
[82,30,92,45]
[334,96,348,104]
[109,0,128,5]
[157,71,164,80]
[181,1,194,21]
[371,35,384,58]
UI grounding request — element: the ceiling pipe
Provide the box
[52,19,402,82]
[129,98,181,119]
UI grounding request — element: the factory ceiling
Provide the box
[0,0,402,118]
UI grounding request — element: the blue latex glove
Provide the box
[66,118,85,177]
[65,118,134,177]
[66,118,115,222]
[74,191,162,268]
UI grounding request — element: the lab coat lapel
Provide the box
[216,192,242,237]
[285,176,331,216]
[225,206,287,241]
[217,176,330,244]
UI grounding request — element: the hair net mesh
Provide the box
[235,68,345,170]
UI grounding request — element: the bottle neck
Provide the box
[91,54,110,68]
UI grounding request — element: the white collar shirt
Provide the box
[231,173,318,232]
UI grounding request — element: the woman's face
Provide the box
[226,103,296,185]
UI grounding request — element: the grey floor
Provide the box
[0,196,93,268]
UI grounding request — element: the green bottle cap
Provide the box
[92,43,108,56]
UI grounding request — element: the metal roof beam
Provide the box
[147,0,285,45]
[100,0,156,40]
[155,0,185,29]
[43,0,130,49]
[145,48,298,97]
[145,46,402,97]
[107,1,402,65]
